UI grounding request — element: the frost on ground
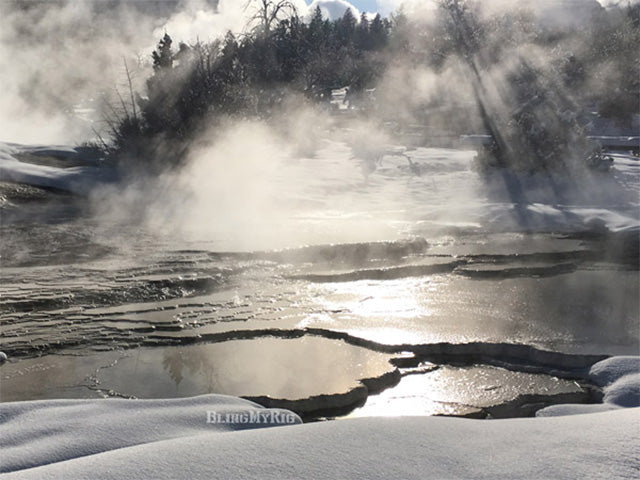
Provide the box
[0,396,637,480]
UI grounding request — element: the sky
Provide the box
[305,0,400,16]
[339,0,379,11]
[308,0,635,17]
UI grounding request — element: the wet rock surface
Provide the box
[1,220,637,419]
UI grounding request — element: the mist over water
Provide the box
[0,0,637,255]
[1,0,636,248]
[0,0,282,143]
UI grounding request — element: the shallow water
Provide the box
[0,223,635,415]
[1,228,636,360]
[349,364,584,418]
[0,337,395,402]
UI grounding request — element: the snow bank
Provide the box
[0,395,301,475]
[589,356,640,387]
[538,356,640,416]
[0,142,116,195]
[604,373,640,407]
[531,403,620,417]
[0,400,637,479]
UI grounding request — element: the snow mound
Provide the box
[0,142,116,195]
[589,356,640,387]
[0,406,637,480]
[603,373,640,408]
[0,395,301,474]
[538,356,640,417]
[534,403,620,417]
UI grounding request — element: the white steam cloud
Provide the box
[0,0,315,145]
[307,0,361,19]
[2,0,636,249]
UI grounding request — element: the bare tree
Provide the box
[244,0,298,34]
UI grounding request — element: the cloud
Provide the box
[153,1,245,45]
[378,0,627,17]
[377,0,437,16]
[308,0,360,20]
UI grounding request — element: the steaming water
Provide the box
[1,141,638,416]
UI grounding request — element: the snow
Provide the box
[588,355,640,408]
[604,374,640,407]
[538,356,640,416]
[589,356,640,387]
[0,395,301,474]
[534,403,621,416]
[0,398,637,479]
[0,142,116,195]
[1,357,638,479]
[1,135,639,477]
[1,139,638,240]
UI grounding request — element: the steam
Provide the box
[95,107,409,251]
[0,1,160,143]
[0,0,631,144]
[1,0,637,249]
[162,121,292,248]
[308,0,361,18]
[0,0,306,144]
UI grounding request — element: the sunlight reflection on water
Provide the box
[349,365,583,418]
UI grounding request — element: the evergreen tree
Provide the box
[152,33,174,71]
[356,13,371,50]
[369,14,388,50]
[335,8,357,46]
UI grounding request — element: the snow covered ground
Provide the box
[0,393,637,479]
[1,139,638,240]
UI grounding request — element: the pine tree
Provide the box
[335,8,357,45]
[152,33,174,71]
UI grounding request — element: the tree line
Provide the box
[109,5,391,171]
[108,1,639,173]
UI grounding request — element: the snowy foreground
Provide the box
[1,357,638,479]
